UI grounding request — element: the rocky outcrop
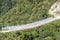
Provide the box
[49,1,60,18]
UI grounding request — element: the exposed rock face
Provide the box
[49,1,60,18]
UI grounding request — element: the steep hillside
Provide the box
[1,0,60,40]
[0,0,56,27]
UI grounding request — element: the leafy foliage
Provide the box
[0,0,55,27]
[0,20,60,40]
[0,0,60,40]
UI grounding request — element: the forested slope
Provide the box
[1,0,60,40]
[0,0,56,27]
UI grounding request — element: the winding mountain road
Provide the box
[1,1,60,33]
[1,17,59,33]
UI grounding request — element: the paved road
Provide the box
[1,1,60,33]
[1,17,59,33]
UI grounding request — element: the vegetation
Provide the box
[0,20,60,40]
[0,0,55,27]
[1,0,60,40]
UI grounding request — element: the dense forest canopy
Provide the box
[1,0,60,40]
[0,0,56,27]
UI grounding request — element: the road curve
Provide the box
[1,17,59,33]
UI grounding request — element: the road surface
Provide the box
[1,1,60,33]
[1,17,59,33]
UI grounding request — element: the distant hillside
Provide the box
[0,0,56,27]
